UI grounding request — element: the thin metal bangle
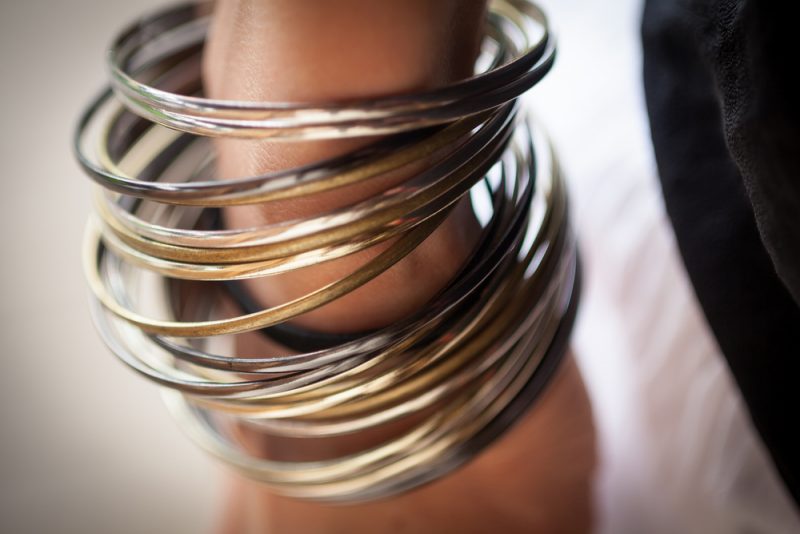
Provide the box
[87,130,576,498]
[161,254,576,490]
[91,104,516,265]
[185,140,562,409]
[83,92,485,205]
[107,0,553,139]
[85,205,449,337]
[86,119,556,400]
[92,121,564,436]
[87,119,552,400]
[89,112,514,285]
[160,245,579,501]
[202,242,571,432]
[185,162,567,426]
[90,125,540,389]
[71,0,514,205]
[83,115,520,336]
[76,0,578,504]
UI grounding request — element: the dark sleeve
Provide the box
[642,0,800,505]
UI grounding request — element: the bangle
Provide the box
[222,278,369,353]
[107,0,553,139]
[74,0,579,503]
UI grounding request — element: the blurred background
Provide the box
[0,1,221,533]
[1,0,798,533]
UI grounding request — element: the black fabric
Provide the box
[642,0,800,505]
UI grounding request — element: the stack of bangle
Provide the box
[74,0,579,503]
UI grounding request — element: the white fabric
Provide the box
[528,0,800,532]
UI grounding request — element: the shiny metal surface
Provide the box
[75,0,579,503]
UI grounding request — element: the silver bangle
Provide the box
[108,0,553,139]
[74,0,578,504]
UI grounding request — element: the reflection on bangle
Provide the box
[74,0,580,503]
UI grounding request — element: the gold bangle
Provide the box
[74,0,579,503]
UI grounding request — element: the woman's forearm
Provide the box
[203,2,596,532]
[203,0,486,332]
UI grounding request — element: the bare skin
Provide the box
[203,1,596,532]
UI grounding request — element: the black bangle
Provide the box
[221,279,368,353]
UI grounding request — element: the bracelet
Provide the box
[222,278,368,353]
[107,1,553,139]
[74,0,579,503]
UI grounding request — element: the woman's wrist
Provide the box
[203,0,486,333]
[202,4,597,532]
[221,353,595,534]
